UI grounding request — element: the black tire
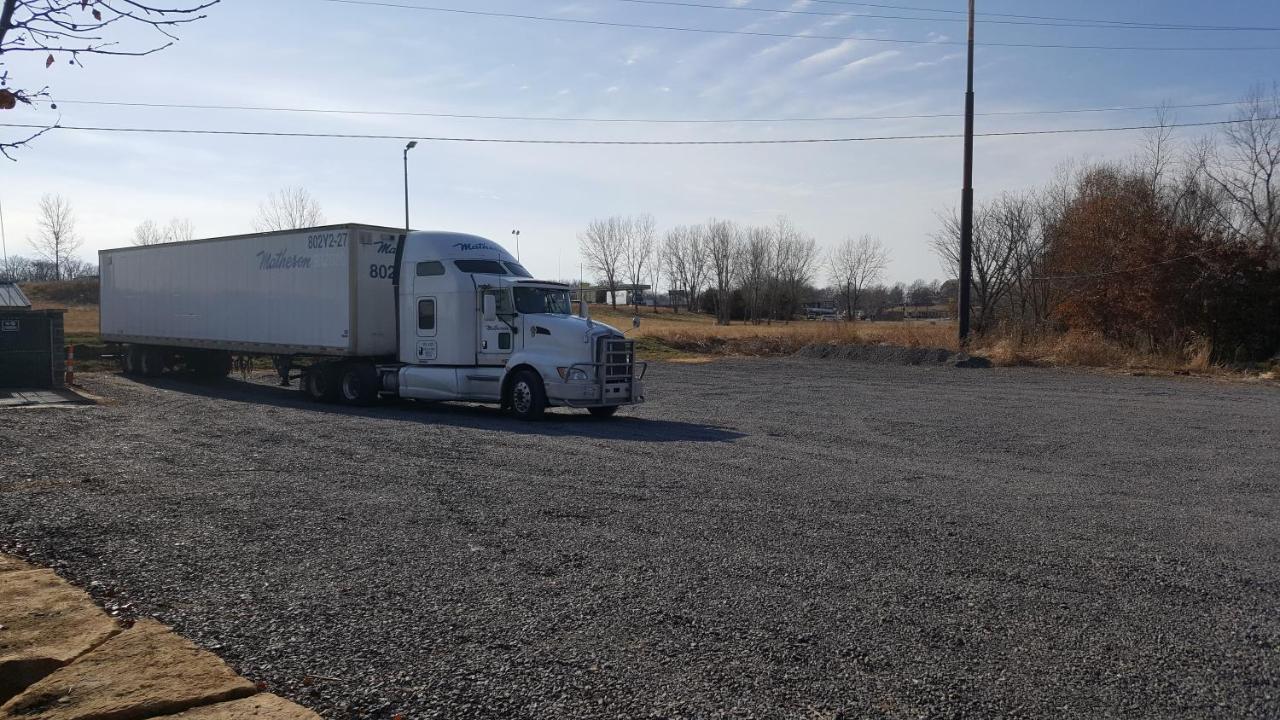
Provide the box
[123,345,142,376]
[588,405,619,418]
[139,346,166,378]
[303,364,341,403]
[507,369,547,421]
[338,363,380,406]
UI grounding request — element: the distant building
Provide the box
[572,284,651,305]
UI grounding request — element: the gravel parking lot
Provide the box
[2,359,1278,719]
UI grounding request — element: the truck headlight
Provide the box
[557,367,589,382]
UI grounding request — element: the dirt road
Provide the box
[2,360,1277,718]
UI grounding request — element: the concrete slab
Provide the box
[164,694,323,720]
[0,389,92,409]
[0,556,34,573]
[0,568,120,704]
[0,619,256,720]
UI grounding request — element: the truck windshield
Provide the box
[513,287,573,315]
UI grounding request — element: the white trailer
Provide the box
[99,225,646,419]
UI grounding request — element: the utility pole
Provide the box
[958,0,975,345]
[0,194,8,272]
[403,141,418,231]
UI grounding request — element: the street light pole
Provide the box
[511,229,521,261]
[403,141,418,231]
[958,0,976,346]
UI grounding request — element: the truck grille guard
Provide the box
[567,336,647,404]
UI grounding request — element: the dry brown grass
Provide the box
[974,332,1230,374]
[594,305,957,356]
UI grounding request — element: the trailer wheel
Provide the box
[139,346,166,378]
[339,363,380,406]
[123,345,143,376]
[303,364,341,403]
[507,369,547,421]
[588,405,619,418]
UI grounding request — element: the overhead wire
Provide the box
[1,116,1273,145]
[313,0,1280,52]
[601,0,1280,32]
[47,98,1249,124]
[799,0,1280,31]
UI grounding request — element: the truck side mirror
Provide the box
[579,297,590,319]
[483,294,497,322]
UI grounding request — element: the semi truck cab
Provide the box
[380,231,645,419]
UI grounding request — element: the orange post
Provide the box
[65,344,75,386]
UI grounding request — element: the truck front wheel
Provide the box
[507,369,547,421]
[338,363,380,406]
[303,364,341,403]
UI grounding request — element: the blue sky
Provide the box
[2,0,1279,284]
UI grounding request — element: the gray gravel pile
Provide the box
[2,360,1278,719]
[795,343,959,365]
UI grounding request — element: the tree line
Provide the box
[1,186,326,283]
[581,214,909,324]
[931,86,1280,362]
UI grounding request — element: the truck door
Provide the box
[477,288,514,366]
[414,295,438,363]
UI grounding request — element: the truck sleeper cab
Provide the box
[387,232,646,420]
[101,227,645,421]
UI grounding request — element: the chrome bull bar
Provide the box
[566,337,647,405]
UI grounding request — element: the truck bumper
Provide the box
[546,379,645,408]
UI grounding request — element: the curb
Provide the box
[0,554,319,720]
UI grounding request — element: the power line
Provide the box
[49,98,1249,124]
[1031,251,1213,281]
[314,0,1280,52]
[803,0,1280,32]
[1,116,1272,145]
[603,0,1280,32]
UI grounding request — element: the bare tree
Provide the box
[1197,85,1280,251]
[661,225,700,313]
[133,219,164,246]
[932,195,1023,333]
[253,187,324,232]
[579,216,628,308]
[773,216,819,321]
[0,0,219,159]
[648,228,665,313]
[828,234,888,322]
[134,217,195,246]
[705,218,739,325]
[739,226,774,324]
[165,217,195,243]
[621,213,655,310]
[28,193,80,280]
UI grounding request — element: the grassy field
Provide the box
[590,304,956,358]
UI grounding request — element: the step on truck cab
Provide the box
[99,225,645,419]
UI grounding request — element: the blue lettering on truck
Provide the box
[306,232,348,249]
[257,250,313,270]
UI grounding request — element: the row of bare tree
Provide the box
[580,215,835,324]
[931,86,1280,360]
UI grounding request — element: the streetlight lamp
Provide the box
[403,141,418,231]
[511,229,521,261]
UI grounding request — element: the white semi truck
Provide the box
[99,224,645,419]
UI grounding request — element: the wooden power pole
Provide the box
[959,0,976,345]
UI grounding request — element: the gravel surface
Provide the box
[2,360,1278,719]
